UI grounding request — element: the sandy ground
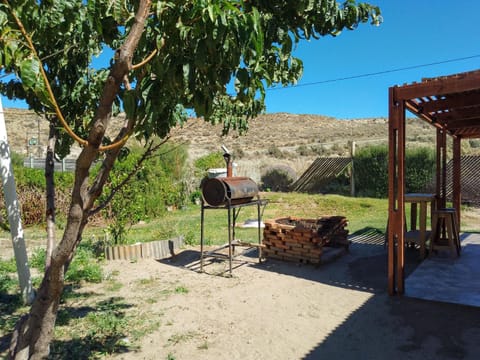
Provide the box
[76,232,480,360]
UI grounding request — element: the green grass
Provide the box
[5,193,477,249]
[110,193,479,245]
[114,193,390,245]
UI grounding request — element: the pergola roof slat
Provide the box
[420,92,480,113]
[396,70,480,138]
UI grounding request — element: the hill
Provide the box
[2,108,467,182]
[169,113,438,181]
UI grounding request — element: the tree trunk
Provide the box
[8,2,151,358]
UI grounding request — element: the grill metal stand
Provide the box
[200,196,268,275]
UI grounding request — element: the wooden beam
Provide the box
[444,117,480,130]
[420,92,480,113]
[394,71,480,101]
[453,131,480,138]
[435,107,480,122]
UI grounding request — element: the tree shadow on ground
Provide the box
[254,227,480,360]
[0,291,23,354]
[49,333,132,360]
[158,227,480,359]
[1,288,136,359]
[50,296,135,359]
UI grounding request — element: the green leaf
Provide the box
[123,90,137,120]
[20,57,41,89]
[207,4,215,22]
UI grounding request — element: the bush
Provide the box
[0,153,75,226]
[193,152,225,179]
[469,139,480,148]
[354,145,389,198]
[267,145,285,159]
[99,142,189,244]
[260,165,297,192]
[354,145,435,198]
[405,147,435,193]
[296,145,311,156]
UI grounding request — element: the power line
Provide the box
[267,54,480,91]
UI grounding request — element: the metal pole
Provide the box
[200,200,205,272]
[257,197,262,262]
[227,201,232,275]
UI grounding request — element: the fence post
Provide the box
[350,141,356,197]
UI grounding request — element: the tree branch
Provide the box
[132,48,158,70]
[88,138,169,217]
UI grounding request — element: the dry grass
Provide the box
[168,113,442,181]
[4,109,478,183]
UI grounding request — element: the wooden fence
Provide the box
[291,157,351,193]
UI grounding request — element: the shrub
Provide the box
[354,145,389,198]
[232,146,245,159]
[354,145,435,198]
[469,139,480,148]
[0,153,75,226]
[405,147,435,193]
[99,142,189,244]
[193,152,225,178]
[260,164,297,192]
[267,145,285,159]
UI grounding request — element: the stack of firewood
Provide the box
[262,216,349,264]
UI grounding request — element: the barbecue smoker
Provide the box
[201,176,258,207]
[199,146,267,275]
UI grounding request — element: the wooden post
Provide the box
[0,99,35,304]
[452,137,461,231]
[388,87,406,295]
[350,141,356,197]
[436,128,447,209]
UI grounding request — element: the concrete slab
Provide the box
[405,233,480,307]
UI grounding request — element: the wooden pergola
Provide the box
[388,69,480,295]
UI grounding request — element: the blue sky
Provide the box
[2,0,480,119]
[265,0,480,118]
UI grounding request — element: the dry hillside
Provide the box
[169,113,438,181]
[2,108,450,182]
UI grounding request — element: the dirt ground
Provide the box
[76,231,480,360]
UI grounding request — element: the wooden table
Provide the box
[405,193,436,259]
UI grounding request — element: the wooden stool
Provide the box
[429,208,461,258]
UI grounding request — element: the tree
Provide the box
[0,0,381,358]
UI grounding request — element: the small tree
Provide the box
[1,1,381,357]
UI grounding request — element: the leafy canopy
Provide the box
[0,0,381,156]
